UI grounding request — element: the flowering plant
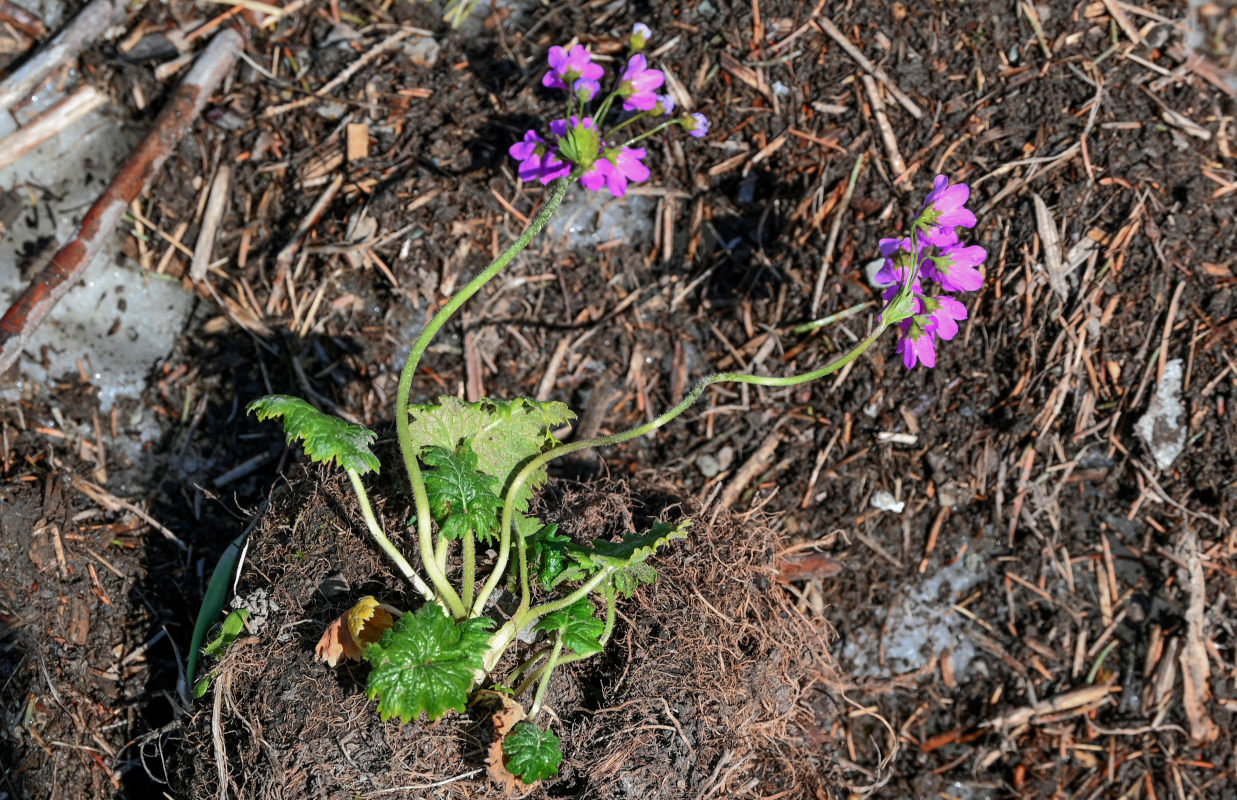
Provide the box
[242,25,983,788]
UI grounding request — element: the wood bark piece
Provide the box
[0,0,126,114]
[0,28,243,376]
[0,84,107,172]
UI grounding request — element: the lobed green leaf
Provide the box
[363,604,494,723]
[422,444,504,543]
[406,397,574,511]
[503,721,562,784]
[247,395,380,474]
[535,599,604,656]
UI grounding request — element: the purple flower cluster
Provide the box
[508,25,708,198]
[875,175,986,370]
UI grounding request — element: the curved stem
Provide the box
[462,534,475,612]
[529,633,564,722]
[395,178,571,616]
[473,316,891,617]
[520,567,614,628]
[347,470,435,602]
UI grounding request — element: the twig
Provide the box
[861,75,905,184]
[0,29,243,375]
[191,164,232,282]
[0,0,126,114]
[0,84,107,172]
[812,17,923,119]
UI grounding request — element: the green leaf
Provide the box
[202,609,250,659]
[192,609,250,698]
[525,520,571,590]
[248,395,379,475]
[364,604,494,722]
[503,721,562,784]
[535,600,604,656]
[563,520,690,580]
[422,444,503,543]
[406,397,574,511]
[611,562,657,599]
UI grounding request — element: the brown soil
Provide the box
[0,0,1234,798]
[166,468,833,799]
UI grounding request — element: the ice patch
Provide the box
[544,186,656,252]
[841,542,989,681]
[0,86,194,412]
[1135,358,1186,471]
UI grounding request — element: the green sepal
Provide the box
[535,599,604,656]
[363,604,494,723]
[503,721,563,784]
[422,444,503,543]
[247,395,379,474]
[405,397,574,512]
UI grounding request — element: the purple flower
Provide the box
[543,45,604,91]
[923,295,968,340]
[682,112,710,138]
[508,130,547,182]
[929,243,986,293]
[602,146,650,197]
[896,320,937,369]
[579,158,612,192]
[916,174,976,243]
[574,78,600,102]
[618,54,665,111]
[630,22,652,52]
[653,94,675,115]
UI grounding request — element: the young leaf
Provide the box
[535,599,604,656]
[364,604,494,722]
[564,519,690,577]
[248,395,379,475]
[192,609,250,698]
[422,444,503,543]
[502,721,562,784]
[610,561,657,599]
[525,519,571,590]
[406,397,575,511]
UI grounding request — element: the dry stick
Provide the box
[810,154,864,316]
[813,17,923,120]
[190,164,232,282]
[0,84,107,172]
[0,29,243,375]
[861,75,906,181]
[0,0,126,114]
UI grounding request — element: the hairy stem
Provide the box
[529,633,564,722]
[347,470,435,602]
[395,178,570,617]
[462,534,475,612]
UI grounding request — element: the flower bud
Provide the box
[630,22,652,53]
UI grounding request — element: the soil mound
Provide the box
[166,468,836,798]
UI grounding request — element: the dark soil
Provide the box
[0,0,1234,798]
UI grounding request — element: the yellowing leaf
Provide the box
[315,596,400,668]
